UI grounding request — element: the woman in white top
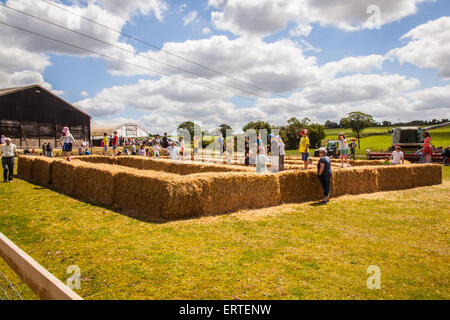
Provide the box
[60,127,77,161]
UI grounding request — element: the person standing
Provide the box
[244,136,250,166]
[102,133,109,156]
[167,141,179,160]
[0,135,5,145]
[299,129,310,170]
[278,135,285,172]
[423,131,433,163]
[112,131,119,156]
[162,133,169,149]
[390,146,405,165]
[42,142,47,157]
[60,127,77,161]
[46,141,53,158]
[349,138,357,160]
[1,138,17,183]
[337,134,351,168]
[218,134,224,158]
[443,146,449,166]
[317,147,332,204]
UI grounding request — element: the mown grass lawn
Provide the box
[0,163,449,300]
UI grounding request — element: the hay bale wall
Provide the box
[17,156,34,181]
[17,157,442,220]
[31,157,54,186]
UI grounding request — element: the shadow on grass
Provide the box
[309,201,330,207]
[14,177,171,225]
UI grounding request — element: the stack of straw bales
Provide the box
[17,156,442,221]
[31,157,54,186]
[17,156,34,181]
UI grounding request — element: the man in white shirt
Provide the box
[390,146,405,165]
[167,142,179,160]
[1,138,18,182]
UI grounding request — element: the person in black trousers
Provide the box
[244,136,250,166]
[1,138,17,183]
[317,147,332,204]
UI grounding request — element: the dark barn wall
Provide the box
[0,86,91,147]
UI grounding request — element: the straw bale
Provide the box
[17,156,34,180]
[411,164,442,187]
[331,167,379,196]
[164,172,282,219]
[31,157,54,186]
[73,156,118,165]
[71,161,118,206]
[51,160,78,194]
[113,169,178,218]
[278,170,323,203]
[376,165,416,191]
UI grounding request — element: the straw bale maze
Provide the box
[18,156,442,221]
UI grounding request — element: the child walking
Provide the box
[60,127,76,161]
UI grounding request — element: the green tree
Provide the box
[218,124,233,137]
[282,117,325,150]
[242,121,272,134]
[340,112,374,149]
[177,121,201,139]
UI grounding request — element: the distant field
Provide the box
[286,126,450,157]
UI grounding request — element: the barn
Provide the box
[0,84,91,148]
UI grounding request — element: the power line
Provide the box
[38,0,294,100]
[0,3,267,99]
[0,20,260,103]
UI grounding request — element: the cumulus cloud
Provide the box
[0,0,167,89]
[322,55,386,76]
[107,36,322,94]
[408,85,450,111]
[388,16,450,79]
[208,0,431,37]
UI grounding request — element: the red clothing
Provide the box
[112,135,119,146]
[423,137,432,156]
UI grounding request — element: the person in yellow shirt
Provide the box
[299,129,310,170]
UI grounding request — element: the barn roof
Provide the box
[0,84,91,119]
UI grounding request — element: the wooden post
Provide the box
[0,233,82,300]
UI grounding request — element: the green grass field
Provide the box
[0,162,448,300]
[286,126,450,157]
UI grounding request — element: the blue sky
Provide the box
[0,0,449,133]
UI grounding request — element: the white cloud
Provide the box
[408,85,450,111]
[81,91,88,97]
[322,55,386,76]
[289,24,313,37]
[208,0,431,37]
[202,27,212,35]
[107,36,322,94]
[388,16,450,79]
[92,0,168,21]
[183,11,198,26]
